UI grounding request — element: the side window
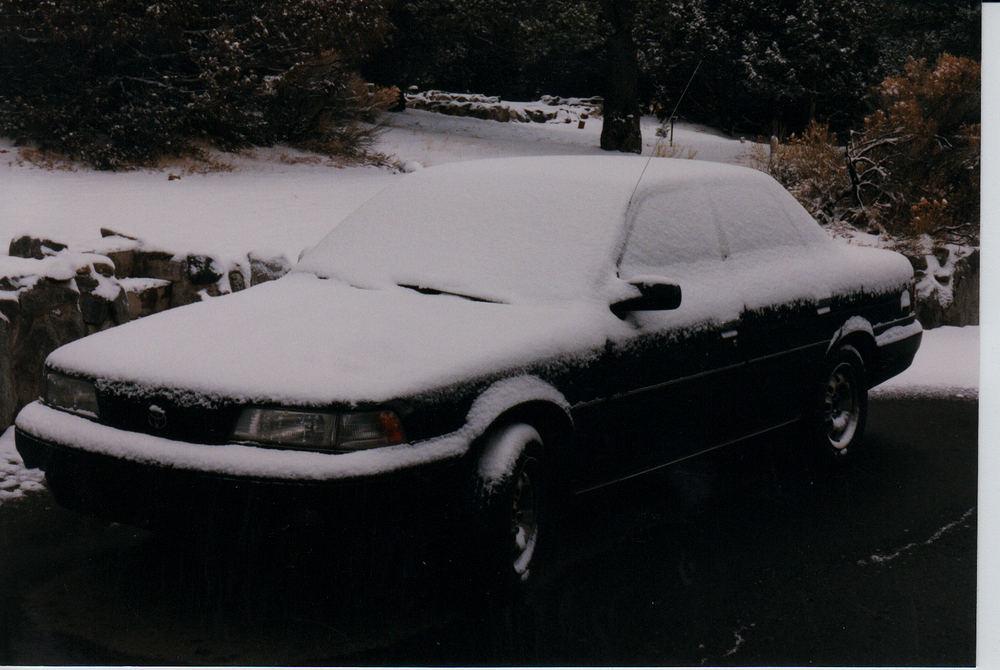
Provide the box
[619,188,722,277]
[709,182,807,255]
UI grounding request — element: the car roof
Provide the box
[296,156,783,304]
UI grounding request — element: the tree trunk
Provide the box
[600,0,642,154]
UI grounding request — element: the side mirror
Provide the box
[610,278,682,318]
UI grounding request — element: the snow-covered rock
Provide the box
[912,244,979,329]
[0,233,296,430]
[0,252,125,427]
[405,90,602,125]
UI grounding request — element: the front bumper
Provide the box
[871,319,923,387]
[15,402,469,531]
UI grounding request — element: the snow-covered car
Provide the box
[15,155,921,586]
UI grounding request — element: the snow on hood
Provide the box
[46,273,621,406]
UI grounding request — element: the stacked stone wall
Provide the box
[0,232,292,430]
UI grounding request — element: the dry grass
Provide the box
[651,142,698,159]
[13,146,82,171]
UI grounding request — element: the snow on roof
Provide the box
[295,155,774,304]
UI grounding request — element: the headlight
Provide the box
[43,371,100,419]
[232,408,405,452]
[337,411,407,450]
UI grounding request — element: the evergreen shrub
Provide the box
[0,0,392,169]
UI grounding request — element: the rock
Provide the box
[135,250,185,283]
[170,279,223,308]
[912,245,979,329]
[228,268,247,293]
[1,277,89,427]
[121,278,172,319]
[89,232,143,279]
[0,317,15,429]
[8,235,68,260]
[104,248,136,278]
[71,262,131,332]
[100,228,140,240]
[186,254,224,285]
[249,251,292,286]
[79,291,112,326]
[948,249,979,327]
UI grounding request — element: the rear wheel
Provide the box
[814,344,869,460]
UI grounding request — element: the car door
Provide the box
[708,181,835,432]
[577,186,746,491]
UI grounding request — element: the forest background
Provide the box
[0,0,982,243]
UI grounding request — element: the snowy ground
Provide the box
[0,110,746,264]
[0,104,980,504]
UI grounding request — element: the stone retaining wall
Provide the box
[405,90,603,125]
[0,232,291,430]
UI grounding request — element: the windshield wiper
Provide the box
[398,284,502,304]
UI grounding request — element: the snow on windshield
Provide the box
[295,156,648,303]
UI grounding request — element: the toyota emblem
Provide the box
[148,404,167,430]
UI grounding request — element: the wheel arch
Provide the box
[827,317,878,380]
[478,400,575,461]
[462,376,575,481]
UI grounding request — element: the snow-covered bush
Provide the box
[0,0,393,169]
[746,121,847,226]
[751,54,979,245]
[848,54,980,242]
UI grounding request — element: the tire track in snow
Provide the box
[701,622,754,665]
[857,506,976,566]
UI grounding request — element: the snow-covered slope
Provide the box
[0,109,747,264]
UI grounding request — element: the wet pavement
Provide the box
[0,395,978,666]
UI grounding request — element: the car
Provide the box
[15,155,921,588]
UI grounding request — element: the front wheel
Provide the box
[814,344,869,460]
[469,423,546,593]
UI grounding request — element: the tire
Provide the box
[814,343,869,460]
[468,423,546,594]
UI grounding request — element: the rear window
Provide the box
[708,178,831,256]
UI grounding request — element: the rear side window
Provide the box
[708,181,811,255]
[619,188,723,276]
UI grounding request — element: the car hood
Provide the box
[47,273,624,406]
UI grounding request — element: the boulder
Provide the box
[121,277,172,319]
[8,235,68,260]
[186,254,224,285]
[0,254,133,428]
[913,245,979,329]
[135,250,185,283]
[228,268,247,293]
[249,251,292,286]
[0,276,88,428]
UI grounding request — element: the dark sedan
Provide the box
[16,155,921,588]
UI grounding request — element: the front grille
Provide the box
[97,391,241,444]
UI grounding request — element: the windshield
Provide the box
[294,157,646,304]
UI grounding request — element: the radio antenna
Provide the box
[626,58,704,209]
